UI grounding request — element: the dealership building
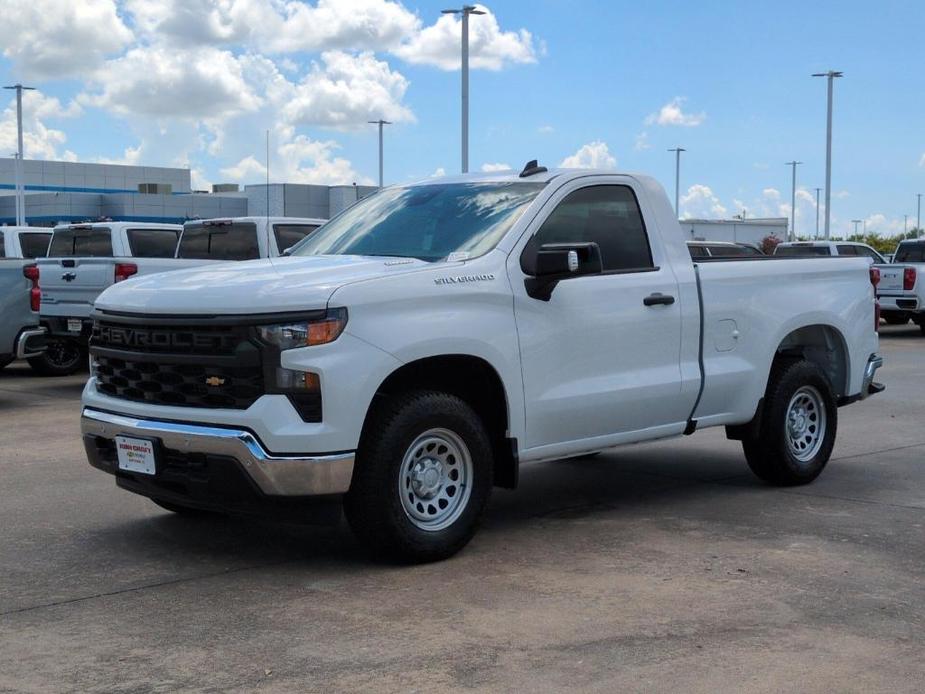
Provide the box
[0,157,377,226]
[679,217,788,246]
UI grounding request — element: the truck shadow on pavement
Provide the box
[88,446,758,569]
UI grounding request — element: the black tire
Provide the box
[151,498,219,517]
[742,360,837,486]
[27,338,84,376]
[344,391,493,563]
[881,311,909,325]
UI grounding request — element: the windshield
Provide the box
[290,182,545,261]
[178,222,259,260]
[775,245,830,257]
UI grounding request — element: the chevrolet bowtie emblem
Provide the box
[205,376,225,387]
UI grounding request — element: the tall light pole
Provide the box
[4,83,35,226]
[904,215,908,234]
[368,119,391,188]
[851,219,862,235]
[786,161,802,241]
[812,70,842,240]
[814,187,822,238]
[442,5,485,173]
[668,147,685,217]
[917,193,922,235]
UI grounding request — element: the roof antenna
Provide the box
[519,159,547,178]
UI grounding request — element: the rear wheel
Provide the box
[27,338,84,376]
[344,391,493,563]
[742,360,837,486]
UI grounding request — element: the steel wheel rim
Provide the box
[399,427,473,532]
[47,340,80,368]
[785,385,826,463]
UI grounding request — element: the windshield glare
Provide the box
[290,182,545,261]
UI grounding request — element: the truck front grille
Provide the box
[91,320,265,410]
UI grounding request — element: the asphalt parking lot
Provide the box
[1,324,923,693]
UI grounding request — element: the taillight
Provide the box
[23,264,40,312]
[869,267,880,333]
[904,267,916,291]
[114,262,138,283]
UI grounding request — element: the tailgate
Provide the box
[38,258,115,318]
[876,264,905,294]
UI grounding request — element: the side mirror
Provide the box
[523,242,602,301]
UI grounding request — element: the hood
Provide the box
[94,255,431,315]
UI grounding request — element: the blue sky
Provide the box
[1,0,923,235]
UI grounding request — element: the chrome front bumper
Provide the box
[16,327,47,359]
[81,408,354,496]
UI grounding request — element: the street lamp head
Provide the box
[812,71,843,78]
[443,6,486,14]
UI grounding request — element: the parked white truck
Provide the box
[876,238,925,331]
[0,227,52,370]
[37,218,326,375]
[80,166,884,562]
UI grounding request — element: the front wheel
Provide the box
[344,391,493,563]
[27,338,84,376]
[742,360,837,486]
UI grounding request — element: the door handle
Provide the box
[643,293,675,307]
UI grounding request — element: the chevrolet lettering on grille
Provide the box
[96,325,237,351]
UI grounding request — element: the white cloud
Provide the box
[645,97,706,127]
[127,0,420,54]
[634,131,650,151]
[537,125,554,135]
[394,5,537,70]
[221,134,372,186]
[560,141,616,169]
[127,1,537,72]
[280,51,414,129]
[481,162,511,172]
[95,144,144,166]
[0,0,133,79]
[919,152,925,167]
[679,184,727,219]
[81,45,262,120]
[430,167,447,178]
[0,90,80,161]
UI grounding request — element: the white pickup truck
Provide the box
[37,217,326,375]
[0,227,52,370]
[80,166,884,562]
[876,238,925,332]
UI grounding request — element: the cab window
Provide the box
[274,224,320,254]
[836,244,858,256]
[895,243,925,263]
[127,228,180,258]
[527,185,654,272]
[48,228,113,257]
[18,232,51,258]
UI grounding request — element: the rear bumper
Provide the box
[41,315,93,341]
[877,295,920,312]
[81,408,355,501]
[15,327,47,359]
[861,354,884,399]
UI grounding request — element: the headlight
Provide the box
[257,308,347,350]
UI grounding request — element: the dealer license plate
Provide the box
[115,436,157,476]
[67,319,83,333]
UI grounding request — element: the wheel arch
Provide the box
[773,323,850,398]
[361,354,519,489]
